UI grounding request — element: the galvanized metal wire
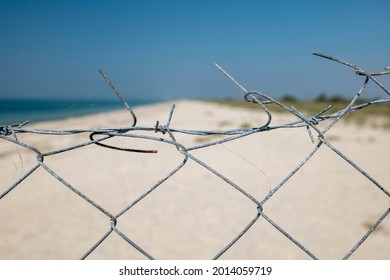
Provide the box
[1,53,389,260]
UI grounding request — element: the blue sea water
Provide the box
[0,99,159,125]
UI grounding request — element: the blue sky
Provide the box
[0,0,389,101]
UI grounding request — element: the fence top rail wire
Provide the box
[1,52,389,260]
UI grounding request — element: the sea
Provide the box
[0,98,160,126]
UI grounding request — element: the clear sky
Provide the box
[0,0,389,101]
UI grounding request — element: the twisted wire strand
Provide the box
[1,53,389,260]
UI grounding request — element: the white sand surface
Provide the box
[0,100,389,259]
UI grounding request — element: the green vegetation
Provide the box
[208,96,390,128]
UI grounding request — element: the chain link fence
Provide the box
[1,53,389,259]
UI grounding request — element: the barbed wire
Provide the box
[1,52,389,259]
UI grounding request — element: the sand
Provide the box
[0,100,389,260]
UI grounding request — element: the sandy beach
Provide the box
[0,100,389,260]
